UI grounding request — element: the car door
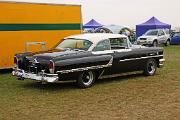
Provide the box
[91,39,114,76]
[158,30,166,44]
[110,38,146,74]
[92,38,146,76]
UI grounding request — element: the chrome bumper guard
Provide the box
[12,68,59,83]
[159,58,165,68]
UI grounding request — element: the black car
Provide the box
[13,33,165,88]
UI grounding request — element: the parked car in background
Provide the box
[171,32,180,44]
[13,33,165,88]
[137,29,171,47]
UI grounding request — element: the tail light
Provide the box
[14,56,18,67]
[49,60,55,73]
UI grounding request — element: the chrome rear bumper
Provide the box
[12,68,59,83]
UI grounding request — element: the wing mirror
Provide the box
[158,34,161,36]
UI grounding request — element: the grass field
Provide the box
[0,45,180,120]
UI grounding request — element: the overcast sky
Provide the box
[1,0,180,28]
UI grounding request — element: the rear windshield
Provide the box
[145,30,158,36]
[55,38,92,51]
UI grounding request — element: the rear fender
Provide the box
[55,55,113,73]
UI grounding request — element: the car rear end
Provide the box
[12,55,59,83]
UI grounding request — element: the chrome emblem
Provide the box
[33,58,38,63]
[32,58,39,65]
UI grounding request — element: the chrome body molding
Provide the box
[12,68,59,82]
[119,55,164,62]
[29,57,40,64]
[57,57,113,74]
[92,49,131,55]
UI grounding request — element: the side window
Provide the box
[110,38,128,49]
[93,39,110,51]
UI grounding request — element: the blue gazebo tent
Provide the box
[83,19,103,29]
[136,17,171,37]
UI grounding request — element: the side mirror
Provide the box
[158,34,161,36]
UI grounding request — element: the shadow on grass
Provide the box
[0,69,12,74]
[21,72,145,91]
[21,81,77,91]
[96,73,144,85]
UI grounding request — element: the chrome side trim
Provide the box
[57,57,113,74]
[97,70,105,79]
[119,55,163,62]
[91,49,131,55]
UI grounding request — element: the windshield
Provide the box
[174,33,180,37]
[145,30,158,36]
[55,38,93,51]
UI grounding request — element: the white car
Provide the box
[137,29,171,46]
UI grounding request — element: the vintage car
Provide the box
[13,33,165,88]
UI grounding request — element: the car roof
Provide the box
[65,33,127,44]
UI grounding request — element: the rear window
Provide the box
[110,38,128,49]
[145,30,158,36]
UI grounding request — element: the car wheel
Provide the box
[165,40,170,46]
[152,40,158,47]
[77,71,96,88]
[144,58,157,76]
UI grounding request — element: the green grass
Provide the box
[0,45,180,120]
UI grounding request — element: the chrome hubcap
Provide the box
[148,62,155,74]
[82,71,93,86]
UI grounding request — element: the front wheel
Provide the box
[165,40,170,46]
[77,71,96,88]
[144,58,157,76]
